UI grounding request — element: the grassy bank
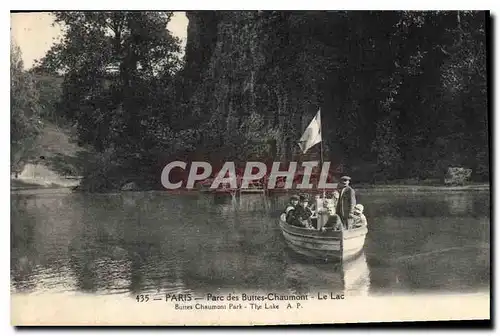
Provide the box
[11,122,89,190]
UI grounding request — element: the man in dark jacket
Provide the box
[335,176,357,229]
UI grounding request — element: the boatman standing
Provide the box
[336,176,357,229]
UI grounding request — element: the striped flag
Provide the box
[298,110,322,154]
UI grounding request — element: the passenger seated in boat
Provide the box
[322,206,343,231]
[325,192,339,211]
[330,190,340,202]
[290,194,314,229]
[322,190,339,212]
[283,195,300,224]
[351,204,367,228]
[314,192,340,230]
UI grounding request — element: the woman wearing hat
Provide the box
[336,176,357,229]
[291,194,314,228]
[283,195,300,224]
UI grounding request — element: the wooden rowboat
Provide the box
[278,214,368,262]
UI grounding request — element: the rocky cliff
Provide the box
[183,11,344,162]
[180,11,489,181]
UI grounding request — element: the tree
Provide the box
[11,42,42,172]
[34,12,196,190]
[37,12,183,152]
[29,70,64,125]
[438,12,488,179]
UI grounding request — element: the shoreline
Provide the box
[354,184,490,192]
[10,161,489,194]
[11,179,490,194]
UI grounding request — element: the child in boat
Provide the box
[324,191,339,212]
[291,194,314,229]
[313,191,340,230]
[331,190,340,202]
[322,206,343,231]
[283,195,300,224]
[351,204,367,228]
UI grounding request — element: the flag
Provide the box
[298,110,322,154]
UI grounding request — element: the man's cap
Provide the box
[290,195,300,201]
[340,176,351,181]
[299,194,310,202]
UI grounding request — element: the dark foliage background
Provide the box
[13,10,488,191]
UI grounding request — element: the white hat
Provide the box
[354,204,364,212]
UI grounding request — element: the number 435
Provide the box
[136,294,150,302]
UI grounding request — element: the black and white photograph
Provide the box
[10,9,491,326]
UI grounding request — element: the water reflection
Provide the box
[444,193,475,216]
[283,252,370,297]
[11,189,490,296]
[11,197,37,292]
[343,253,370,296]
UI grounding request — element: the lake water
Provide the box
[11,188,490,298]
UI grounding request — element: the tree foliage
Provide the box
[28,70,64,125]
[37,11,185,152]
[251,11,488,181]
[34,12,196,189]
[23,11,488,190]
[11,42,42,171]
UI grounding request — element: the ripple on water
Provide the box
[11,190,490,296]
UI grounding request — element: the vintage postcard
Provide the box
[10,10,490,326]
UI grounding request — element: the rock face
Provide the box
[444,167,472,185]
[183,12,343,162]
[186,12,275,157]
[182,11,489,185]
[184,11,219,96]
[121,181,139,191]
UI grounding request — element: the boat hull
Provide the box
[279,216,367,262]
